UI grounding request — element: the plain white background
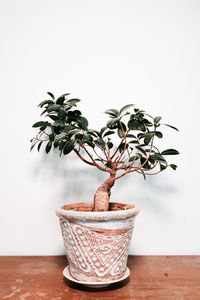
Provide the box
[0,0,199,255]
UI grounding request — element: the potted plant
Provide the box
[31,92,179,287]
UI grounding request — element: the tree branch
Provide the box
[81,144,111,173]
[32,137,49,142]
[93,148,107,162]
[73,148,94,166]
[133,168,163,176]
[113,146,140,180]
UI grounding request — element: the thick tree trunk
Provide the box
[93,173,116,211]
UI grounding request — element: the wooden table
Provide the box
[0,256,199,299]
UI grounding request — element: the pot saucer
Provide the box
[63,265,130,288]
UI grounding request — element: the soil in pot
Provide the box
[62,202,134,212]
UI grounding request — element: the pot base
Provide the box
[63,265,130,288]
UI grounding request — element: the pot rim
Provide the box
[56,202,140,222]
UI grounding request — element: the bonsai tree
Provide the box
[31,92,179,211]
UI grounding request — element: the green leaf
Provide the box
[49,133,55,142]
[95,158,103,162]
[137,133,145,140]
[119,104,134,115]
[59,140,65,151]
[126,134,136,138]
[77,116,88,130]
[106,118,119,129]
[147,156,156,164]
[119,143,128,153]
[129,140,138,144]
[88,129,101,138]
[154,116,162,124]
[69,129,81,136]
[53,120,65,127]
[150,154,166,163]
[55,132,67,142]
[155,131,163,138]
[135,146,147,156]
[47,92,55,100]
[104,109,119,117]
[47,104,61,112]
[32,121,50,128]
[118,121,127,131]
[163,124,179,131]
[160,164,167,171]
[48,115,58,121]
[129,155,139,162]
[66,98,81,107]
[56,93,70,104]
[60,93,70,97]
[54,139,59,148]
[138,121,146,132]
[63,125,73,134]
[37,141,42,151]
[75,132,83,139]
[56,96,65,105]
[30,141,37,151]
[38,100,54,107]
[170,164,178,170]
[140,157,151,169]
[63,140,76,155]
[141,170,146,180]
[45,141,52,153]
[100,126,107,134]
[136,113,144,121]
[40,108,48,116]
[107,141,113,149]
[103,130,115,137]
[161,149,179,155]
[82,134,94,147]
[83,133,92,141]
[117,128,124,138]
[58,108,67,118]
[130,114,136,120]
[143,118,153,127]
[68,110,82,119]
[145,149,156,156]
[105,161,112,169]
[129,156,135,162]
[94,138,105,148]
[144,133,153,145]
[128,119,139,130]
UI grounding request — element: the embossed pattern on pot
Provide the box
[56,202,139,282]
[59,219,134,282]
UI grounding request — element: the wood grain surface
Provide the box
[0,256,199,299]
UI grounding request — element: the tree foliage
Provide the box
[31,92,179,180]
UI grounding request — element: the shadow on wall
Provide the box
[32,150,106,206]
[32,149,179,219]
[111,171,179,221]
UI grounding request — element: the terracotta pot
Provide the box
[56,202,139,283]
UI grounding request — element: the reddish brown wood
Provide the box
[0,256,199,299]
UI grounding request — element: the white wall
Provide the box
[0,0,199,255]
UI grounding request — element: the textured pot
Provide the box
[56,202,139,283]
